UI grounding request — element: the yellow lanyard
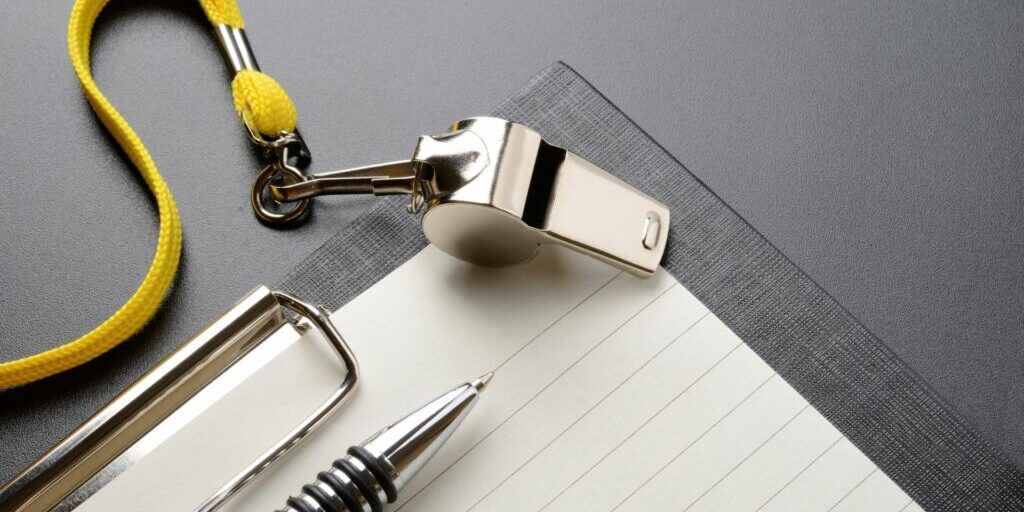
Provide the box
[0,0,297,388]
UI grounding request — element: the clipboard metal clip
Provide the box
[0,288,358,512]
[253,117,671,277]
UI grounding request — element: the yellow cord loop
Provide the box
[198,0,245,28]
[232,70,298,136]
[200,0,298,137]
[0,0,297,389]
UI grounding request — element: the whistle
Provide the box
[258,117,669,276]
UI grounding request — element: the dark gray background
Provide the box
[0,0,1020,485]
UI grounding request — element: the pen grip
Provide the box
[277,447,395,512]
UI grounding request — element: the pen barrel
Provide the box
[276,376,487,512]
[277,447,394,512]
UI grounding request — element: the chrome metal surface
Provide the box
[52,326,298,512]
[311,479,350,512]
[271,160,418,202]
[295,494,326,512]
[345,457,389,504]
[197,291,360,512]
[419,117,670,276]
[406,127,491,213]
[0,288,360,512]
[215,24,314,164]
[214,25,260,73]
[324,466,373,512]
[241,113,306,151]
[642,212,662,250]
[361,372,490,491]
[276,374,491,512]
[251,144,313,224]
[214,23,317,220]
[269,127,491,215]
[266,117,670,275]
[0,287,286,511]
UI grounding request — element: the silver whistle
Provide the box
[254,117,670,276]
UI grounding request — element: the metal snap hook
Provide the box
[249,132,313,225]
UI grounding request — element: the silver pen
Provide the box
[277,373,492,512]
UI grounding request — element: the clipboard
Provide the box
[2,62,1021,512]
[276,63,1024,511]
[0,288,358,512]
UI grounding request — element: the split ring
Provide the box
[250,163,311,225]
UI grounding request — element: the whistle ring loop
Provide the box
[251,163,311,225]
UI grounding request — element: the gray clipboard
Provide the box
[277,62,1024,511]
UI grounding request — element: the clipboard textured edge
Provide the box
[277,62,1024,511]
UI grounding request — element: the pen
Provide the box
[277,373,493,512]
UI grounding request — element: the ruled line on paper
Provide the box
[608,374,781,512]
[397,278,683,511]
[753,437,845,512]
[680,404,813,512]
[827,468,879,512]
[466,311,714,512]
[491,270,624,375]
[384,252,920,511]
[537,338,744,512]
[79,245,921,512]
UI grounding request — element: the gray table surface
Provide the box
[1,0,1021,486]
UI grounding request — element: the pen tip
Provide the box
[472,372,494,392]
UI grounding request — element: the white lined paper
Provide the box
[78,245,920,511]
